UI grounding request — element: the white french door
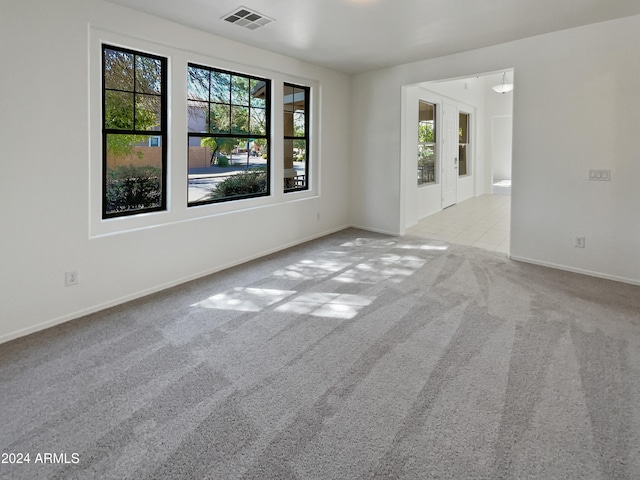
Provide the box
[441,102,458,208]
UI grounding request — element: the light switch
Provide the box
[588,169,611,181]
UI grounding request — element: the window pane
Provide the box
[136,56,162,94]
[187,66,210,101]
[210,104,230,134]
[418,101,435,142]
[104,49,133,91]
[459,113,469,143]
[211,71,230,103]
[459,145,467,176]
[231,76,250,105]
[188,65,271,206]
[418,121,435,142]
[188,135,268,204]
[293,87,306,107]
[136,94,161,131]
[294,112,305,136]
[105,134,163,215]
[250,79,266,108]
[284,111,294,137]
[250,107,266,135]
[284,139,307,191]
[105,91,134,130]
[418,101,436,185]
[418,144,435,185]
[284,87,306,134]
[231,106,249,134]
[283,84,295,112]
[293,140,307,163]
[188,100,208,133]
[419,101,435,122]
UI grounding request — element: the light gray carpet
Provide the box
[1,228,640,480]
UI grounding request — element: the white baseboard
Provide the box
[348,223,401,237]
[509,255,640,287]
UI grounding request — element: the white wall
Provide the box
[351,15,640,285]
[0,0,351,342]
[427,77,484,106]
[491,116,513,182]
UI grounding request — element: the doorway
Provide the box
[401,71,514,236]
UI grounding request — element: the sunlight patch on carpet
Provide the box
[192,288,296,312]
[275,293,375,319]
[272,258,359,281]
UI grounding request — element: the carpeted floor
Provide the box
[1,228,639,479]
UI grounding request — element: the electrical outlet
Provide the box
[65,271,79,286]
[574,236,585,248]
[316,212,320,220]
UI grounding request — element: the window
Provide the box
[187,64,270,205]
[284,83,309,192]
[459,112,470,176]
[102,45,167,218]
[418,101,436,185]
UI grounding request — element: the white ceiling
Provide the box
[107,0,640,74]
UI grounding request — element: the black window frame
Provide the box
[101,44,168,219]
[283,83,310,193]
[187,63,271,206]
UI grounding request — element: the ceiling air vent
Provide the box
[222,7,274,30]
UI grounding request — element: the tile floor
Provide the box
[406,194,511,254]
